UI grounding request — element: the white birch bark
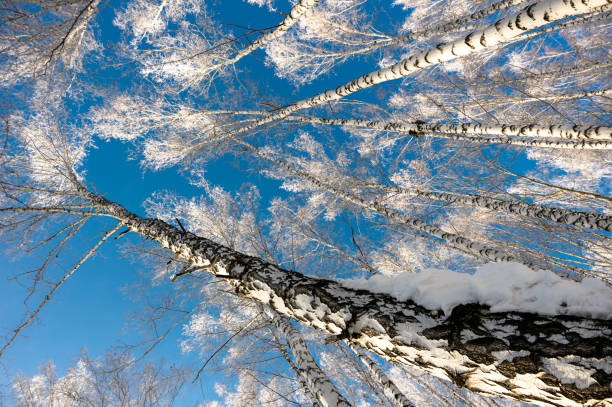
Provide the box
[414,132,612,150]
[222,0,319,66]
[324,1,608,72]
[374,185,612,232]
[462,88,612,109]
[293,116,612,141]
[274,334,323,407]
[67,175,612,406]
[306,0,528,60]
[207,0,609,144]
[391,0,528,47]
[346,341,414,407]
[273,314,352,407]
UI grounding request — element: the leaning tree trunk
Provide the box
[222,0,318,67]
[202,0,609,146]
[346,341,414,407]
[70,176,612,406]
[273,314,352,407]
[371,184,612,232]
[273,332,323,407]
[314,0,528,60]
[294,116,612,142]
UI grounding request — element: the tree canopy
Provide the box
[0,0,610,406]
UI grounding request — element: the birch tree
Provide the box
[1,0,611,406]
[0,0,101,92]
[3,143,611,404]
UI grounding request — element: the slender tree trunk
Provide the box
[272,331,323,407]
[294,116,612,142]
[224,0,319,66]
[346,341,414,407]
[345,3,609,68]
[374,184,612,232]
[463,88,612,109]
[373,184,612,232]
[484,60,612,87]
[396,0,528,43]
[205,0,609,145]
[417,132,611,150]
[273,314,352,407]
[236,140,527,265]
[68,176,612,406]
[315,0,528,59]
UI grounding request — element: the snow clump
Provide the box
[340,262,612,319]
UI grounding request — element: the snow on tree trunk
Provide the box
[72,179,612,406]
[208,0,609,143]
[373,185,612,232]
[273,314,352,407]
[346,341,414,407]
[294,116,612,142]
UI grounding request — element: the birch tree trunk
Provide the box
[395,0,527,43]
[222,0,319,67]
[346,341,414,407]
[236,140,527,265]
[409,132,612,150]
[374,185,612,232]
[272,331,323,407]
[205,0,609,144]
[68,176,612,406]
[336,2,609,71]
[273,314,352,407]
[294,116,612,142]
[301,0,528,61]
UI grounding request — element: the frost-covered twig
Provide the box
[0,221,121,359]
[206,0,609,144]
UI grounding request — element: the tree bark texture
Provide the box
[295,116,612,143]
[274,315,352,407]
[346,341,414,407]
[374,185,612,232]
[225,0,319,66]
[73,179,612,406]
[207,0,610,144]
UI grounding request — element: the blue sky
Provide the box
[0,0,346,398]
[0,0,610,405]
